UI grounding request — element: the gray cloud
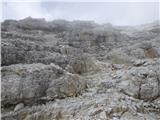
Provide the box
[2,1,159,25]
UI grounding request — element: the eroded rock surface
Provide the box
[2,63,86,107]
[1,18,160,120]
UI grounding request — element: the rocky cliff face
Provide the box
[1,17,160,120]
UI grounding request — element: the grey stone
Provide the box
[47,73,87,98]
[14,103,24,112]
[1,18,160,120]
[1,63,65,106]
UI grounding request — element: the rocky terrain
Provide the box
[1,17,160,120]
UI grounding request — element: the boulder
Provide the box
[47,73,87,98]
[118,65,160,101]
[1,63,64,106]
[2,63,87,107]
[14,103,24,112]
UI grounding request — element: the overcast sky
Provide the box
[1,0,159,25]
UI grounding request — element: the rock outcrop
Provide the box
[1,18,160,120]
[2,63,86,107]
[117,59,160,101]
[47,73,87,99]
